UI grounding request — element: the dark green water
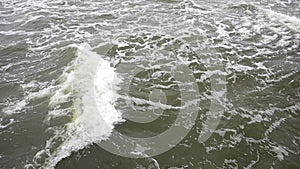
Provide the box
[0,0,299,168]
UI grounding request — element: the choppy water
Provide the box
[0,0,299,168]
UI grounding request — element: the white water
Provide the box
[28,44,123,169]
[261,8,300,32]
[0,0,299,168]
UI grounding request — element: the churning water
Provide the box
[0,0,299,168]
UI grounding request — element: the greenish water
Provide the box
[0,0,299,168]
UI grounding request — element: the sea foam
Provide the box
[30,44,123,169]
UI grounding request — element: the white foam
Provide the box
[270,145,289,161]
[261,8,300,32]
[32,44,123,169]
[119,95,182,110]
[244,151,260,169]
[3,100,27,115]
[3,82,54,115]
[0,118,14,129]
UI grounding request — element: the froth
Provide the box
[31,44,123,169]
